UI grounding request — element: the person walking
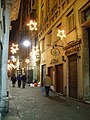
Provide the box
[17,74,22,87]
[11,74,17,87]
[43,74,52,96]
[34,79,38,87]
[22,73,26,88]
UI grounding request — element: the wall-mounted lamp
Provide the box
[62,56,66,62]
[77,55,81,59]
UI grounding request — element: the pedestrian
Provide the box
[22,73,26,88]
[34,79,38,87]
[11,74,17,87]
[43,74,52,96]
[17,74,22,87]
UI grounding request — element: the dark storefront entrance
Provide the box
[68,54,77,98]
[55,64,63,94]
[41,64,46,85]
[48,67,53,79]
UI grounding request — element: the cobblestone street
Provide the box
[3,80,90,120]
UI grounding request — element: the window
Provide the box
[41,3,44,23]
[47,0,50,12]
[56,22,62,41]
[41,9,44,23]
[79,3,90,27]
[42,38,45,53]
[32,0,35,6]
[62,1,66,10]
[67,9,75,32]
[35,37,38,47]
[41,0,44,5]
[48,30,52,45]
[84,7,90,22]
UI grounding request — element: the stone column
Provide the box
[0,2,11,113]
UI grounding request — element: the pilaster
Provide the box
[0,2,11,114]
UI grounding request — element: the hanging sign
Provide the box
[50,48,60,56]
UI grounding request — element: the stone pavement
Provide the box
[3,80,90,120]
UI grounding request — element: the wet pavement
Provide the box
[3,80,90,120]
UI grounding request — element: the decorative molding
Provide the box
[64,39,81,56]
[50,59,58,64]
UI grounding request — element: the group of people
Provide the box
[11,73,52,96]
[11,73,26,88]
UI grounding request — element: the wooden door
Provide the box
[55,64,63,93]
[48,67,53,80]
[41,65,46,86]
[68,54,77,98]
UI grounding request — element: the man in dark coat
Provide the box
[11,74,17,87]
[22,73,26,88]
[17,74,22,87]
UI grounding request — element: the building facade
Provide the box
[38,0,90,102]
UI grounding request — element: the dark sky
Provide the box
[9,18,20,44]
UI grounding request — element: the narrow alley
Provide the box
[3,80,90,120]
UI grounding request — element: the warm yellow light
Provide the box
[29,46,40,62]
[25,59,30,64]
[27,20,37,31]
[16,61,20,68]
[57,30,66,40]
[10,43,19,54]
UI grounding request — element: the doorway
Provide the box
[41,64,46,86]
[55,64,63,93]
[28,69,33,84]
[48,67,53,78]
[68,54,77,98]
